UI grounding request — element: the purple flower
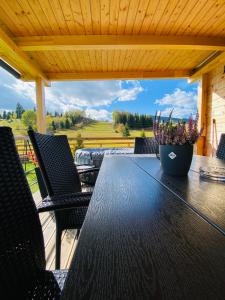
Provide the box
[153,110,203,145]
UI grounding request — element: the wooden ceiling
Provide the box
[0,0,225,82]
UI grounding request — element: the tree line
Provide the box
[112,111,153,129]
[0,102,92,131]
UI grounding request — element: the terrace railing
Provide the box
[15,135,135,191]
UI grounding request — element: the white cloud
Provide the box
[85,109,112,121]
[5,81,36,103]
[154,88,197,118]
[5,79,143,117]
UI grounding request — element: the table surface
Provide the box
[62,155,225,300]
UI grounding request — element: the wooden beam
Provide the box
[46,70,190,81]
[36,78,46,133]
[14,35,225,52]
[189,52,225,83]
[0,27,48,81]
[196,74,208,156]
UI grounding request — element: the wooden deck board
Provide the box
[33,191,77,270]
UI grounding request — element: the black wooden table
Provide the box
[62,155,225,300]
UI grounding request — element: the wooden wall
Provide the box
[204,65,225,156]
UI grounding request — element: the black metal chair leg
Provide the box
[55,227,62,269]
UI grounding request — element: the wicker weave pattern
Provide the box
[28,130,91,268]
[0,127,68,299]
[217,134,225,160]
[38,193,91,213]
[134,137,159,154]
[28,131,81,196]
[26,269,67,299]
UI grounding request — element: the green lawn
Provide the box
[56,122,153,148]
[2,120,153,192]
[57,121,153,138]
[23,162,39,193]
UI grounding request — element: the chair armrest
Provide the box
[37,192,92,213]
[78,167,100,174]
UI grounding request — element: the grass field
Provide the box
[57,121,153,148]
[57,121,152,138]
[1,119,153,194]
[23,162,38,193]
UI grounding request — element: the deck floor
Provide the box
[34,191,78,270]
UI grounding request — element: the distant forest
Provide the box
[112,111,153,129]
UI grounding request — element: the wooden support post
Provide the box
[197,74,208,155]
[36,78,46,133]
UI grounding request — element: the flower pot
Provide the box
[159,144,193,176]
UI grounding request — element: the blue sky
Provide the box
[0,67,198,121]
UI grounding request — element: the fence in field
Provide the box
[15,135,135,190]
[15,135,135,155]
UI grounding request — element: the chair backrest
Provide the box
[0,127,45,298]
[216,134,225,160]
[134,137,159,154]
[28,130,81,197]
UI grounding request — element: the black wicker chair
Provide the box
[28,130,99,269]
[0,127,89,299]
[134,137,159,154]
[216,134,225,160]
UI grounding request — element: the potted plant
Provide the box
[153,110,203,176]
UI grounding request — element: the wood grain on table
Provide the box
[62,156,225,300]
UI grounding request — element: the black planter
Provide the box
[159,144,193,176]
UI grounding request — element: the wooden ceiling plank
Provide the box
[118,49,126,71]
[126,50,140,71]
[197,3,225,37]
[55,51,70,72]
[101,49,108,72]
[107,49,114,72]
[47,51,61,72]
[124,0,140,34]
[62,50,73,72]
[59,0,78,34]
[46,70,190,81]
[117,0,130,34]
[140,0,158,34]
[150,0,170,34]
[50,0,70,35]
[90,0,101,34]
[0,0,31,36]
[20,0,52,35]
[182,1,217,36]
[10,0,38,35]
[87,50,96,72]
[15,34,225,51]
[167,0,197,35]
[69,0,86,34]
[176,1,212,35]
[67,50,81,71]
[37,0,61,35]
[122,49,133,71]
[79,0,93,34]
[108,0,120,34]
[25,0,54,35]
[0,4,22,36]
[132,49,147,71]
[112,49,119,71]
[154,0,179,35]
[82,50,92,72]
[100,0,110,34]
[132,0,152,35]
[163,0,188,35]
